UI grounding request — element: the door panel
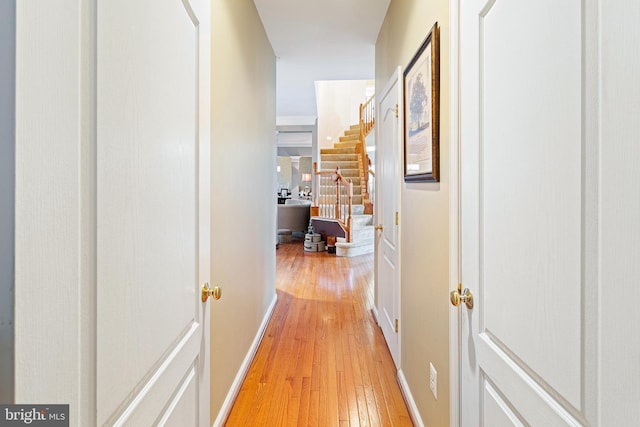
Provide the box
[460,0,591,425]
[376,68,402,368]
[157,366,197,427]
[14,0,209,424]
[380,252,396,352]
[483,379,525,427]
[97,0,208,424]
[481,0,582,407]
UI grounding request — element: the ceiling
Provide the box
[253,0,390,122]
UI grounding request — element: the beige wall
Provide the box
[277,156,292,190]
[210,0,277,423]
[376,1,450,425]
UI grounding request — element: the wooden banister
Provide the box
[359,94,375,141]
[359,95,375,214]
[312,162,354,242]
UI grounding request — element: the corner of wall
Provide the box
[210,0,278,421]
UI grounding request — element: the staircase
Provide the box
[316,124,374,257]
[311,95,375,257]
[322,125,366,205]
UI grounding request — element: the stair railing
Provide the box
[359,94,375,141]
[359,94,375,211]
[312,162,353,242]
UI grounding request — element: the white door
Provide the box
[15,0,211,425]
[459,0,597,425]
[97,0,210,425]
[376,67,402,368]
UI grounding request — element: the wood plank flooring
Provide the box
[225,241,413,426]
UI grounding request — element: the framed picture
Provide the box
[403,22,440,182]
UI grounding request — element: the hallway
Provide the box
[226,242,412,426]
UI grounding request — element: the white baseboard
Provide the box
[371,305,379,325]
[398,368,425,427]
[212,293,278,427]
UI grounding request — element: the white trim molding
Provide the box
[212,293,278,427]
[397,369,425,427]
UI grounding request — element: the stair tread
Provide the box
[320,154,359,160]
[316,173,360,180]
[322,163,359,169]
[334,142,358,148]
[339,134,360,142]
[321,148,357,155]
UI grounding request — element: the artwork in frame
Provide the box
[403,22,440,182]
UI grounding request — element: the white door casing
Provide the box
[459,0,599,425]
[15,0,211,425]
[376,67,403,368]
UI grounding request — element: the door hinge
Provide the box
[395,211,399,225]
[395,104,398,118]
[395,318,399,333]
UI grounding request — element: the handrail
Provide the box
[312,162,353,242]
[359,95,375,210]
[359,94,375,140]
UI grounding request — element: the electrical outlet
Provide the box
[429,362,438,399]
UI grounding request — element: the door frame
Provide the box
[375,66,403,369]
[448,0,461,425]
[15,3,98,424]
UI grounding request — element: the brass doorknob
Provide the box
[202,282,221,302]
[374,224,383,231]
[450,285,473,309]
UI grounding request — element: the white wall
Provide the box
[210,0,277,421]
[0,0,15,404]
[316,80,370,150]
[277,156,292,190]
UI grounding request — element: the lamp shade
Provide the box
[301,173,312,182]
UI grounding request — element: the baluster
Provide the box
[340,181,343,220]
[320,175,323,216]
[326,176,329,217]
[320,175,323,217]
[324,175,328,217]
[321,176,324,216]
[340,186,343,234]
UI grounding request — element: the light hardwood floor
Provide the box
[225,241,413,426]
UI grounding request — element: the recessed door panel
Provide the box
[97,0,208,424]
[460,0,591,425]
